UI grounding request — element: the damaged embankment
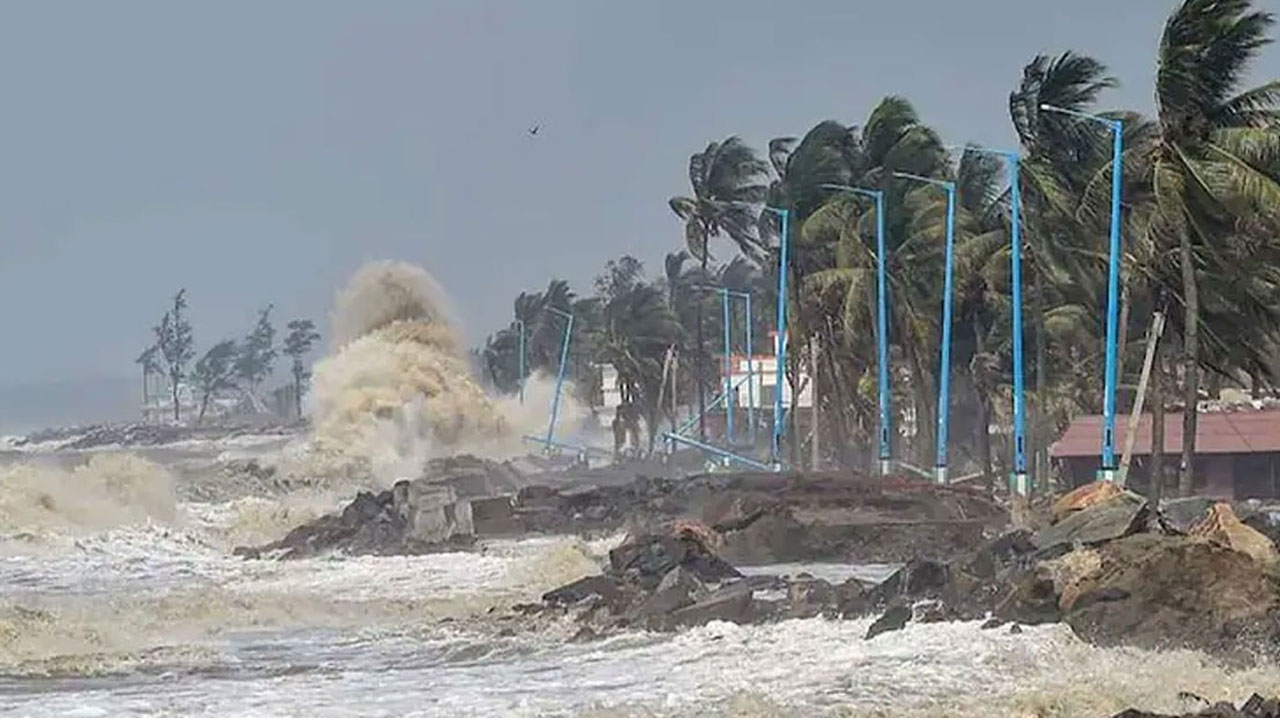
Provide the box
[244,464,1280,662]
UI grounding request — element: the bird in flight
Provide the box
[529,124,540,136]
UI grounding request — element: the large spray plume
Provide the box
[307,260,539,481]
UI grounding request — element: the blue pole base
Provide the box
[878,458,893,477]
[1013,471,1030,497]
[1096,467,1116,483]
[935,465,948,485]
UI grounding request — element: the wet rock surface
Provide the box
[858,482,1280,664]
[1117,692,1280,717]
[515,522,872,636]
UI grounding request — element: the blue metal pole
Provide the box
[545,309,573,452]
[874,191,892,476]
[516,319,526,405]
[1009,156,1029,496]
[745,291,756,450]
[663,432,774,472]
[1101,119,1124,479]
[722,289,734,448]
[770,208,790,468]
[936,184,957,485]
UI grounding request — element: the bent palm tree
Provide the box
[1148,0,1280,495]
[669,136,769,440]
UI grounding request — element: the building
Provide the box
[1050,409,1280,499]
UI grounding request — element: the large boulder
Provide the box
[1189,503,1280,567]
[1053,480,1125,522]
[1033,491,1149,551]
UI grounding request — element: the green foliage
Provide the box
[153,289,195,422]
[193,339,239,424]
[235,305,278,390]
[284,319,321,419]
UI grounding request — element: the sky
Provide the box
[2,0,1279,402]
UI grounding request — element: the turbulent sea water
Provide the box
[6,262,1280,717]
[5,446,1280,717]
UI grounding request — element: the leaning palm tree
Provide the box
[1144,0,1280,495]
[598,283,684,455]
[669,136,769,440]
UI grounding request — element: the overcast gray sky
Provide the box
[2,0,1278,392]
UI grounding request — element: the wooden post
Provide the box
[1118,310,1165,486]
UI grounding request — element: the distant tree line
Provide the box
[137,289,321,424]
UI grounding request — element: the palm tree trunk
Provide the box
[810,336,820,470]
[171,372,181,422]
[1178,233,1199,498]
[1033,266,1048,489]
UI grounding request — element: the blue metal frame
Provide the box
[715,287,754,448]
[721,289,734,445]
[821,183,892,475]
[544,306,574,453]
[894,172,956,485]
[663,432,773,471]
[763,206,790,469]
[1041,104,1124,480]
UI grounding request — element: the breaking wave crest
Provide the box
[304,260,590,482]
[0,454,177,537]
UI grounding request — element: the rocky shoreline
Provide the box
[238,457,1280,715]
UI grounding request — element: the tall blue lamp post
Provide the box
[762,206,790,469]
[956,147,1029,496]
[894,172,956,485]
[1041,103,1124,482]
[543,307,574,453]
[819,183,893,476]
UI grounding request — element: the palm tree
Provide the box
[598,283,684,454]
[669,136,769,440]
[1146,0,1280,495]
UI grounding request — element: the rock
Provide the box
[669,583,754,627]
[470,496,521,536]
[1189,503,1280,567]
[833,579,870,619]
[608,526,741,589]
[1032,492,1149,551]
[865,558,949,607]
[1159,497,1218,534]
[1053,480,1124,522]
[913,599,949,624]
[980,617,1006,630]
[865,603,912,640]
[1063,533,1280,660]
[1241,694,1280,717]
[542,575,626,608]
[629,567,701,624]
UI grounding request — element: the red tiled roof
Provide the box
[1050,409,1280,458]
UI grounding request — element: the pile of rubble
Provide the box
[858,481,1280,663]
[506,521,871,640]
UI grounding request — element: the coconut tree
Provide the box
[1145,0,1280,495]
[669,136,769,440]
[597,282,684,454]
